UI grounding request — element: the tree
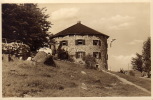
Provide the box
[142,37,151,77]
[131,53,143,72]
[131,37,151,78]
[2,4,51,51]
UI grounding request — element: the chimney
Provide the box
[77,21,81,24]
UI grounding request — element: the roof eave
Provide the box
[50,33,109,39]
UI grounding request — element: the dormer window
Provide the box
[60,40,68,46]
[75,39,85,45]
[93,40,101,46]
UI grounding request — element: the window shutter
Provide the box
[83,52,85,57]
[93,52,98,58]
[93,40,95,45]
[93,52,94,57]
[99,41,101,46]
[83,40,85,45]
[76,52,78,58]
[66,41,68,46]
[75,40,78,45]
[60,41,62,45]
[99,52,101,59]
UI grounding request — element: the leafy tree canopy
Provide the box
[2,3,51,51]
[131,37,151,77]
[142,37,151,73]
[131,53,143,72]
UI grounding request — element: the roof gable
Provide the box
[52,22,109,38]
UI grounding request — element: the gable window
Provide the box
[76,52,85,58]
[75,39,85,45]
[93,40,101,46]
[93,52,101,59]
[60,40,68,46]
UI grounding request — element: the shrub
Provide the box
[148,72,151,78]
[2,42,30,60]
[68,55,75,62]
[44,56,56,66]
[57,48,69,60]
[56,43,69,60]
[83,54,97,69]
[129,70,135,76]
[131,37,151,77]
[119,68,125,74]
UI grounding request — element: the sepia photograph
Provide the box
[2,2,151,97]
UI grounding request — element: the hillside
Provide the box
[2,55,151,97]
[110,71,151,91]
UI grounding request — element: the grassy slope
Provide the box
[110,71,151,91]
[2,56,151,97]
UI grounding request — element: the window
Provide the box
[76,52,85,58]
[60,40,68,46]
[93,52,101,59]
[93,40,101,46]
[75,39,85,45]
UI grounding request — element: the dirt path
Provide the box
[102,70,151,95]
[139,77,151,81]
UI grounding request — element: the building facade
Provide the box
[51,22,109,70]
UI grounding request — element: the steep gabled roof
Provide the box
[51,22,109,38]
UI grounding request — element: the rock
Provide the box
[32,51,55,66]
[105,86,112,89]
[38,47,52,55]
[81,71,86,75]
[111,83,117,86]
[33,51,48,63]
[70,75,74,78]
[81,83,87,90]
[59,86,64,90]
[27,57,32,61]
[24,94,32,97]
[19,57,22,60]
[95,79,101,83]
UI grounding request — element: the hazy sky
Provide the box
[38,3,150,71]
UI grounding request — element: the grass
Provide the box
[110,71,151,91]
[2,55,151,97]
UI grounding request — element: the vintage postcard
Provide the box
[1,0,152,99]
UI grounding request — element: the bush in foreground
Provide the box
[83,54,97,69]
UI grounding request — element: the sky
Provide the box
[38,3,150,71]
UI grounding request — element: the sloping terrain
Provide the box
[2,55,151,97]
[110,71,151,91]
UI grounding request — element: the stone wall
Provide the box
[53,35,108,70]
